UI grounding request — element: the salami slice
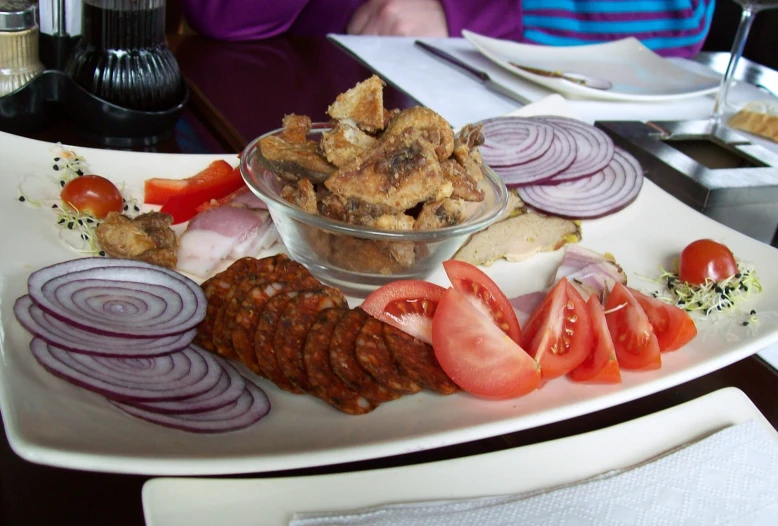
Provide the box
[230,281,287,376]
[330,309,401,404]
[356,317,422,394]
[304,308,376,415]
[254,291,305,393]
[275,288,347,392]
[210,255,286,358]
[195,257,259,352]
[383,323,459,395]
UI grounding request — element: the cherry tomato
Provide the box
[60,175,123,219]
[629,288,697,353]
[604,283,661,370]
[521,279,592,380]
[568,295,621,384]
[360,280,445,344]
[442,260,522,345]
[432,287,541,399]
[678,239,737,286]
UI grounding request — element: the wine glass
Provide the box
[711,0,778,122]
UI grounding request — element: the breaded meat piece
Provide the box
[327,75,386,133]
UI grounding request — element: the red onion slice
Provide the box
[517,147,643,219]
[123,361,247,414]
[539,117,616,182]
[478,117,556,167]
[14,295,195,357]
[492,124,578,186]
[112,382,271,433]
[30,339,223,402]
[27,258,207,337]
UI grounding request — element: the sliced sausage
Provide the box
[195,256,259,352]
[330,309,401,404]
[355,317,421,394]
[275,288,347,392]
[304,308,377,415]
[254,291,305,393]
[383,323,459,395]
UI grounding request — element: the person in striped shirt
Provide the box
[182,0,716,58]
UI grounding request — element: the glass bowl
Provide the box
[240,124,509,295]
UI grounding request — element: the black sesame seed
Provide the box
[67,222,74,229]
[54,157,60,161]
[60,180,65,187]
[86,218,94,223]
[76,170,84,176]
[697,301,704,307]
[53,165,59,171]
[123,205,128,211]
[18,196,25,202]
[77,219,83,226]
[98,251,105,257]
[743,321,749,326]
[51,204,58,209]
[743,286,749,292]
[133,205,139,212]
[750,309,756,315]
[735,273,742,279]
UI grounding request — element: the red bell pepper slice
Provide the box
[144,160,243,206]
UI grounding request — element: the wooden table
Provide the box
[2,35,778,526]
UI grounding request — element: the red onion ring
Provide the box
[492,124,578,186]
[30,339,222,402]
[478,117,556,167]
[123,361,247,414]
[27,258,207,337]
[14,295,195,357]
[112,382,271,433]
[539,117,616,183]
[517,147,643,219]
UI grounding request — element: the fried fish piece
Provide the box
[280,178,318,214]
[325,128,451,212]
[327,75,386,133]
[278,114,312,144]
[414,198,466,230]
[320,120,378,167]
[440,159,484,202]
[95,212,178,268]
[256,135,335,184]
[383,107,454,162]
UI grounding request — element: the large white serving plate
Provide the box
[2,129,778,476]
[141,388,777,526]
[462,30,720,102]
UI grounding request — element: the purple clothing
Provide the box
[181,0,713,58]
[182,0,523,41]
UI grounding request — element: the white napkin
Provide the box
[291,419,778,525]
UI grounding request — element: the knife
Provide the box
[414,40,531,105]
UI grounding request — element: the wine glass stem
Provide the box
[712,7,755,121]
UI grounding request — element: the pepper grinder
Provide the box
[0,0,45,97]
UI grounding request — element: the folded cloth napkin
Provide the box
[291,419,778,526]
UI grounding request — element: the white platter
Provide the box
[462,30,720,102]
[2,129,778,476]
[141,387,777,526]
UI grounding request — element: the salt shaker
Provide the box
[0,0,45,97]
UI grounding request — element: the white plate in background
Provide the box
[141,388,776,526]
[463,30,720,102]
[2,129,778,476]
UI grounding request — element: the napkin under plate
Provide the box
[291,419,778,525]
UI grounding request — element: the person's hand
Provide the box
[347,0,448,37]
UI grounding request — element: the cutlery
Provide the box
[509,62,613,91]
[414,40,531,105]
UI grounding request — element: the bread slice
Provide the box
[728,101,778,143]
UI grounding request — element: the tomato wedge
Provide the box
[442,260,522,345]
[432,287,540,399]
[145,160,244,208]
[360,280,445,344]
[629,288,697,353]
[604,283,661,370]
[568,295,621,384]
[521,279,592,380]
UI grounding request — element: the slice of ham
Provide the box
[177,206,276,277]
[509,245,627,326]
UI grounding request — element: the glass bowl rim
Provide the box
[239,124,509,242]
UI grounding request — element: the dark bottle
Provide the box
[65,0,183,111]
